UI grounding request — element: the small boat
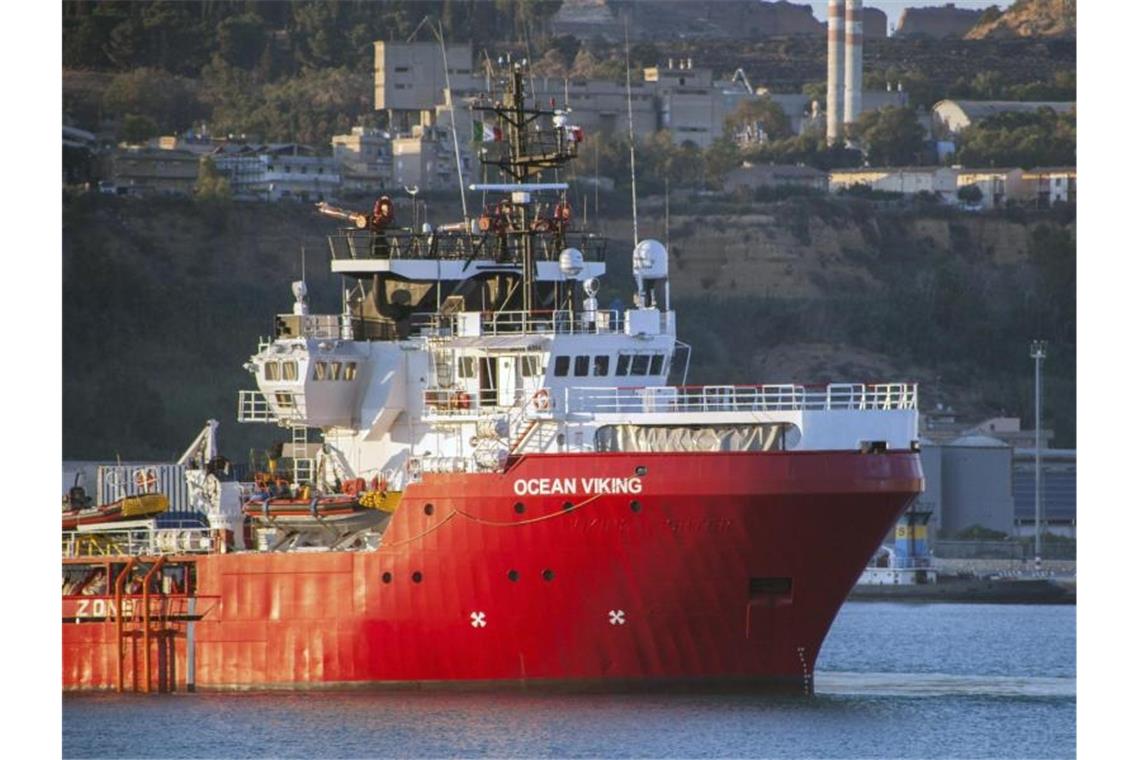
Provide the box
[61,493,169,531]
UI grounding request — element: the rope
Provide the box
[379,493,603,548]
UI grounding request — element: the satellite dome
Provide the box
[559,247,584,279]
[632,239,668,279]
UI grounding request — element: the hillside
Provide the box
[966,0,1077,40]
[62,194,1075,462]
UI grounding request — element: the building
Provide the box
[920,435,1017,538]
[391,125,465,193]
[722,163,827,193]
[829,166,960,201]
[956,168,1025,208]
[212,144,340,202]
[373,41,477,129]
[931,99,1075,139]
[1019,166,1076,206]
[108,146,200,196]
[332,126,393,195]
[1012,448,1076,539]
[645,60,724,148]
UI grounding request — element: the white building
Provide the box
[829,166,960,202]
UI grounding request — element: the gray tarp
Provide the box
[594,424,787,453]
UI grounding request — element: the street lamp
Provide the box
[1029,340,1047,567]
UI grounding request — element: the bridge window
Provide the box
[631,355,650,376]
[616,355,631,376]
[345,362,358,381]
[312,361,328,381]
[574,355,589,376]
[264,361,280,381]
[458,356,476,379]
[329,361,342,381]
[275,391,294,408]
[649,353,664,376]
[554,356,570,377]
[593,355,610,376]
[282,360,298,381]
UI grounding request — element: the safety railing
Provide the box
[62,526,215,558]
[328,230,606,264]
[274,313,341,340]
[237,390,277,423]
[565,383,918,415]
[429,309,624,337]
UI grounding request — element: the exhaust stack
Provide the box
[826,0,845,145]
[844,0,863,131]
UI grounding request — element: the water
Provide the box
[63,602,1075,758]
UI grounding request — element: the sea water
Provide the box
[62,602,1075,758]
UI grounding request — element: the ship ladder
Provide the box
[509,419,539,454]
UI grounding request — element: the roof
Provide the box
[949,434,1009,448]
[731,164,826,179]
[831,166,956,175]
[934,99,1075,118]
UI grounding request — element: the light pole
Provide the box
[1030,340,1047,566]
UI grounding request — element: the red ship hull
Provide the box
[62,450,922,692]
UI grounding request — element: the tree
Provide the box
[195,158,232,202]
[849,106,926,166]
[119,114,159,144]
[725,97,792,143]
[957,184,983,204]
[218,13,267,70]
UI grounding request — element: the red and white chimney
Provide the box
[826,0,845,145]
[844,0,864,130]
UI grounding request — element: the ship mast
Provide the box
[475,61,579,315]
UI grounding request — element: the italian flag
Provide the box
[473,121,502,142]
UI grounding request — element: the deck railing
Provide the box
[565,383,918,415]
[62,524,214,558]
[427,309,624,337]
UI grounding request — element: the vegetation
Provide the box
[848,106,927,166]
[955,107,1076,168]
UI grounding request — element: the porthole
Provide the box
[424,503,434,516]
[635,465,647,476]
[381,572,392,584]
[542,569,555,581]
[412,571,423,583]
[508,569,519,582]
[514,502,526,514]
[630,500,642,513]
[562,501,574,511]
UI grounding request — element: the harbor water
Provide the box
[62,602,1075,758]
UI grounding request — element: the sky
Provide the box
[805,1,1013,33]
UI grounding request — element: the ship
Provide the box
[62,60,923,694]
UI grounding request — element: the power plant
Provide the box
[827,0,864,145]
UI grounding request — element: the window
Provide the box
[344,362,358,381]
[554,356,570,377]
[649,353,664,376]
[275,391,294,408]
[330,361,342,381]
[631,355,650,376]
[312,361,328,381]
[458,356,476,379]
[616,355,631,376]
[574,355,589,377]
[264,361,280,381]
[521,356,541,377]
[282,361,298,381]
[593,355,610,376]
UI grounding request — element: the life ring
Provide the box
[533,389,551,411]
[133,467,158,494]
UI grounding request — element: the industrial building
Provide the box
[931,99,1076,138]
[829,166,960,201]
